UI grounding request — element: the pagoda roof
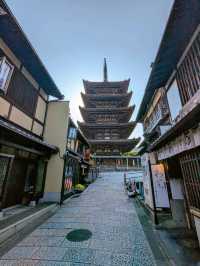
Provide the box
[81,91,132,107]
[89,138,140,154]
[78,121,136,139]
[83,79,130,94]
[83,79,130,88]
[79,106,135,123]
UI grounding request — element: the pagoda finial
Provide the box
[103,58,108,82]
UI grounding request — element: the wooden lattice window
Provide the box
[7,69,38,116]
[176,31,200,105]
[0,156,11,197]
[179,149,200,210]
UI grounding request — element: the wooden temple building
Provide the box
[78,59,140,170]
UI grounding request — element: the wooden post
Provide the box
[148,160,158,225]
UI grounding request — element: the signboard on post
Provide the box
[151,164,170,208]
[142,154,170,209]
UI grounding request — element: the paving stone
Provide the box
[17,237,40,247]
[62,247,95,264]
[111,253,134,266]
[30,229,71,237]
[89,239,123,251]
[1,247,39,260]
[0,172,157,265]
[0,260,39,266]
[93,250,112,265]
[37,261,79,266]
[18,237,65,247]
[31,247,67,261]
[61,238,91,248]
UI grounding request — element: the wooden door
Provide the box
[0,155,12,207]
[2,159,27,208]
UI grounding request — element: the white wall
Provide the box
[42,101,70,202]
[167,79,182,121]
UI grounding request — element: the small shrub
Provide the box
[75,184,85,191]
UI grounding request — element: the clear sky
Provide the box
[6,0,173,139]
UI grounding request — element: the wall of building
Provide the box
[0,38,48,138]
[42,101,69,202]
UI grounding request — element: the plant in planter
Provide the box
[74,184,85,193]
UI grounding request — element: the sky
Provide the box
[6,0,173,139]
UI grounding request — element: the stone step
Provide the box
[0,203,58,244]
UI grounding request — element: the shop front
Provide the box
[61,150,91,202]
[0,119,57,209]
[61,151,80,201]
[156,128,200,240]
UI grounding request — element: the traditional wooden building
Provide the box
[137,0,200,245]
[0,0,63,208]
[78,59,140,158]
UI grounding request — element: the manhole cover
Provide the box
[66,229,92,242]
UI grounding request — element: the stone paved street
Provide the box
[0,172,156,266]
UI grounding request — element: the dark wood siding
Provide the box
[176,32,200,105]
[180,148,200,211]
[7,69,38,117]
[0,48,38,117]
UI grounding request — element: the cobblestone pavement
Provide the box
[0,172,156,266]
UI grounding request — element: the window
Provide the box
[167,79,182,121]
[7,69,38,116]
[0,57,14,94]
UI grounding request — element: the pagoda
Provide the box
[78,59,140,155]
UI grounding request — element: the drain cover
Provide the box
[66,229,92,242]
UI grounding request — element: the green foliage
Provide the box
[123,150,138,156]
[75,184,85,191]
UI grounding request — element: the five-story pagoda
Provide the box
[78,59,139,155]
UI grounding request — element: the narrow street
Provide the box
[0,172,157,266]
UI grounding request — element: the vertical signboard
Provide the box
[141,154,154,209]
[151,164,170,208]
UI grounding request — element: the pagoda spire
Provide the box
[103,58,108,82]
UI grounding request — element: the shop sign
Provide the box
[64,165,73,194]
[157,130,196,160]
[68,127,77,140]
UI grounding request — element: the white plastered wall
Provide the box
[42,101,69,202]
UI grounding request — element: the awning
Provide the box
[0,118,58,154]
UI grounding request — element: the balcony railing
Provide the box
[144,100,169,135]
